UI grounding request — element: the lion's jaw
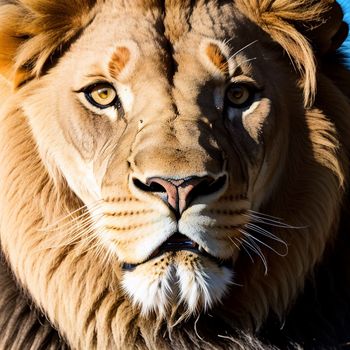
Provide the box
[121,252,233,316]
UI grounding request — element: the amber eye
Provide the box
[225,83,254,108]
[84,83,119,109]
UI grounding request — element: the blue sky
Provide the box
[338,0,350,60]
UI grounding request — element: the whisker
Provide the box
[40,200,102,232]
[230,40,259,59]
[247,210,306,229]
[78,234,103,255]
[248,216,295,229]
[241,247,255,263]
[227,235,241,251]
[47,215,96,236]
[37,204,105,251]
[39,222,97,250]
[52,213,98,235]
[245,223,286,244]
[39,209,89,232]
[98,244,117,266]
[248,209,283,221]
[222,37,235,47]
[239,233,268,274]
[68,223,98,243]
[231,57,257,73]
[240,229,288,258]
[235,237,254,263]
[69,222,106,253]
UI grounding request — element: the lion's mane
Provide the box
[0,1,350,349]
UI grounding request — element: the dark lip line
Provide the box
[121,238,231,272]
[122,247,198,272]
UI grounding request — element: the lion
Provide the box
[0,0,349,349]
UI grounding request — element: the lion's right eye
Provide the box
[84,83,121,109]
[224,83,255,109]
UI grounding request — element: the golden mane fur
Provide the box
[0,0,350,349]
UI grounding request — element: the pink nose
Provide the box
[133,175,227,217]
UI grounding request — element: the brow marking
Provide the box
[205,43,229,75]
[109,46,131,78]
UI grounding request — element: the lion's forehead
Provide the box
[69,0,260,79]
[90,1,241,40]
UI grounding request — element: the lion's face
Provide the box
[20,2,302,316]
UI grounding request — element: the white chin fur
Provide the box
[121,253,233,317]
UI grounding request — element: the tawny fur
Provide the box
[0,1,350,349]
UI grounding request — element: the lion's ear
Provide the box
[302,1,349,55]
[0,0,97,88]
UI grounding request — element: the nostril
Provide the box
[200,175,227,196]
[133,178,166,193]
[187,175,227,204]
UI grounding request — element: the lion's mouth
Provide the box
[122,232,229,271]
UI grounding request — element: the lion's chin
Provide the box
[121,250,233,317]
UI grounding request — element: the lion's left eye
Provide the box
[225,83,255,108]
[84,83,120,109]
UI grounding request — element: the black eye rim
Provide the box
[78,81,122,110]
[224,82,259,109]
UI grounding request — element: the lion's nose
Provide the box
[133,175,227,217]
